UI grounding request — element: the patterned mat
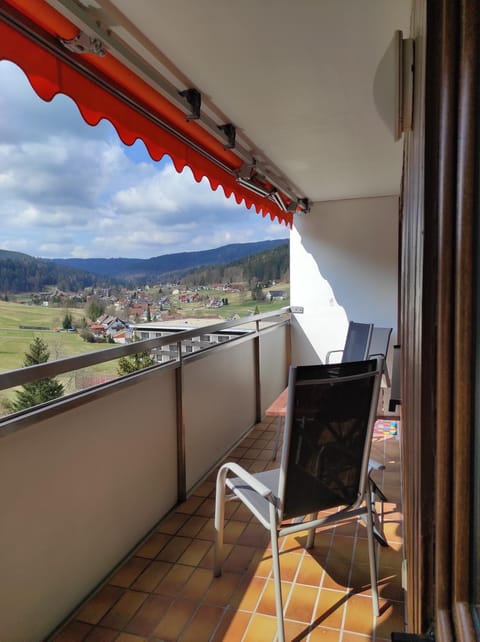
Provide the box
[374,419,398,436]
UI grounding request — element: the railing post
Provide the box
[254,320,261,422]
[175,341,187,503]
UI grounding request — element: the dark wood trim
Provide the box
[432,0,457,637]
[403,0,479,638]
[452,1,477,637]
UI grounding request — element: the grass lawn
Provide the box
[0,288,290,413]
[0,301,119,413]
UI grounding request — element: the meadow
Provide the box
[0,287,289,413]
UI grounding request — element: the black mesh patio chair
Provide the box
[214,358,386,642]
[325,320,374,364]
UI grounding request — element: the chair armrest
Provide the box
[325,349,343,364]
[218,462,274,500]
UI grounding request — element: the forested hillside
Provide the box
[52,239,288,281]
[0,250,108,294]
[180,242,289,286]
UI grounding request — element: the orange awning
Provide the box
[0,0,293,226]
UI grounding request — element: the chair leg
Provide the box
[365,493,380,617]
[306,513,318,549]
[213,468,227,577]
[269,506,285,642]
[369,478,388,547]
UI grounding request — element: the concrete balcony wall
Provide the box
[259,323,289,414]
[183,340,256,491]
[0,317,290,641]
[290,195,399,365]
[0,368,178,642]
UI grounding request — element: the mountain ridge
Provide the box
[52,239,288,280]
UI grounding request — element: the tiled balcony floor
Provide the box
[52,417,404,642]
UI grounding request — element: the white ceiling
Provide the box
[81,0,412,204]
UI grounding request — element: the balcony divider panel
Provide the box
[0,367,178,642]
[182,339,256,492]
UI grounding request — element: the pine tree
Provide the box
[117,352,155,376]
[8,337,64,412]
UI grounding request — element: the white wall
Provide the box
[290,195,398,365]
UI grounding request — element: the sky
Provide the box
[0,61,289,260]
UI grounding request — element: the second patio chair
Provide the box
[214,358,385,642]
[325,320,374,364]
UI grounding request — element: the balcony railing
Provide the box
[0,310,291,641]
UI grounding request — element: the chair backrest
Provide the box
[368,326,392,359]
[342,321,374,362]
[278,358,382,521]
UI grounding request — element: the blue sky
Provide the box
[0,61,289,259]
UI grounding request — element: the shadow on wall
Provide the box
[297,198,397,329]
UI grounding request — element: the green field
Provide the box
[0,301,119,412]
[0,288,290,413]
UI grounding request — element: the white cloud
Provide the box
[0,61,289,259]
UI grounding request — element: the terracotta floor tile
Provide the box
[351,539,371,566]
[156,535,192,562]
[135,532,170,559]
[342,593,378,635]
[347,563,373,595]
[312,589,346,630]
[374,599,405,638]
[297,554,324,587]
[131,560,171,592]
[178,538,212,566]
[177,495,205,515]
[52,430,402,642]
[257,578,292,617]
[223,519,248,544]
[178,515,209,538]
[284,618,311,640]
[152,598,196,640]
[195,497,216,518]
[51,620,93,641]
[322,558,351,591]
[108,557,150,588]
[84,627,119,642]
[225,500,242,519]
[231,575,266,610]
[285,583,318,623]
[196,517,215,540]
[254,552,275,578]
[243,613,278,642]
[341,632,372,641]
[231,502,256,522]
[192,480,215,497]
[178,604,224,642]
[377,573,404,602]
[198,541,229,571]
[180,567,213,601]
[211,609,251,641]
[204,570,243,606]
[99,590,148,630]
[308,625,341,641]
[124,594,173,636]
[378,545,403,573]
[333,519,358,538]
[76,585,125,625]
[237,521,268,547]
[280,551,304,582]
[156,512,189,535]
[154,563,194,596]
[223,544,258,573]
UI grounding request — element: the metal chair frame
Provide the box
[214,358,386,642]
